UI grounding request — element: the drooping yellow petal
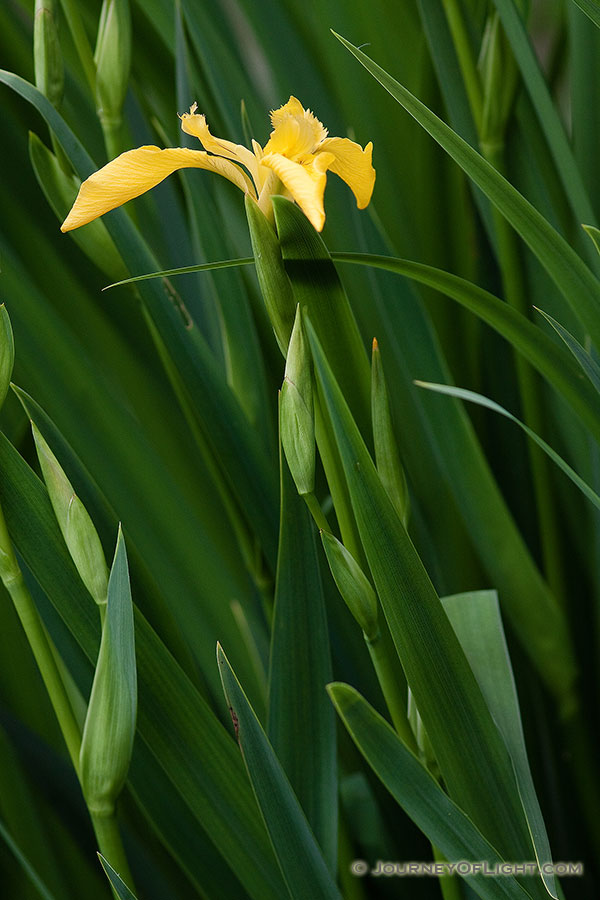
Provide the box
[264,96,328,160]
[318,137,375,208]
[180,106,260,184]
[260,151,335,231]
[61,146,255,232]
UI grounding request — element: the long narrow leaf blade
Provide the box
[267,445,337,870]
[0,433,286,900]
[490,0,596,227]
[331,34,600,348]
[98,855,139,900]
[0,817,58,900]
[442,592,557,898]
[569,0,600,29]
[328,684,535,900]
[416,381,600,513]
[217,644,343,900]
[535,307,600,394]
[332,251,600,445]
[305,321,539,878]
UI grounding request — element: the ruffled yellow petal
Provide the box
[318,137,375,208]
[180,106,260,184]
[264,96,328,160]
[260,151,335,231]
[61,146,255,232]
[270,96,305,127]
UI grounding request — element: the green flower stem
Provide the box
[337,813,367,900]
[56,0,96,93]
[90,809,135,897]
[432,844,462,900]
[314,390,365,568]
[100,114,125,163]
[0,510,82,772]
[483,142,565,602]
[303,491,330,533]
[440,0,483,132]
[366,622,417,755]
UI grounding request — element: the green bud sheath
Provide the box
[478,12,519,150]
[280,306,315,495]
[245,194,296,356]
[80,527,137,814]
[320,531,378,640]
[94,0,131,124]
[32,422,109,604]
[245,194,296,355]
[0,305,15,411]
[34,0,64,109]
[29,133,128,281]
[0,305,18,580]
[371,339,410,526]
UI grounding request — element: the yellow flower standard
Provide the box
[61,97,375,233]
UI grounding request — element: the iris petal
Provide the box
[319,137,376,208]
[180,110,260,184]
[270,96,305,127]
[260,151,335,232]
[61,146,255,232]
[264,96,328,159]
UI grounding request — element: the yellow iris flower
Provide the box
[61,96,375,234]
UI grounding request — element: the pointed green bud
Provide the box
[408,688,439,777]
[34,0,64,109]
[478,11,519,150]
[32,423,109,604]
[29,133,127,281]
[80,527,137,814]
[94,0,131,125]
[0,308,23,584]
[245,194,296,355]
[0,305,15,412]
[321,531,378,640]
[280,306,315,495]
[0,504,20,584]
[371,339,409,526]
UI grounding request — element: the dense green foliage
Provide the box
[1,1,598,898]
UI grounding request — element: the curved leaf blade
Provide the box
[305,321,539,875]
[98,855,139,900]
[328,684,535,900]
[332,251,600,446]
[331,34,600,348]
[416,382,600,512]
[535,307,600,394]
[217,645,343,900]
[267,444,337,870]
[442,592,557,898]
[569,0,600,29]
[0,433,286,900]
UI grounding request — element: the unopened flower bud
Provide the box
[280,306,315,495]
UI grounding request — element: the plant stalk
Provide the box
[441,0,483,132]
[483,143,565,602]
[366,621,417,755]
[90,809,135,897]
[56,0,96,92]
[0,520,82,772]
